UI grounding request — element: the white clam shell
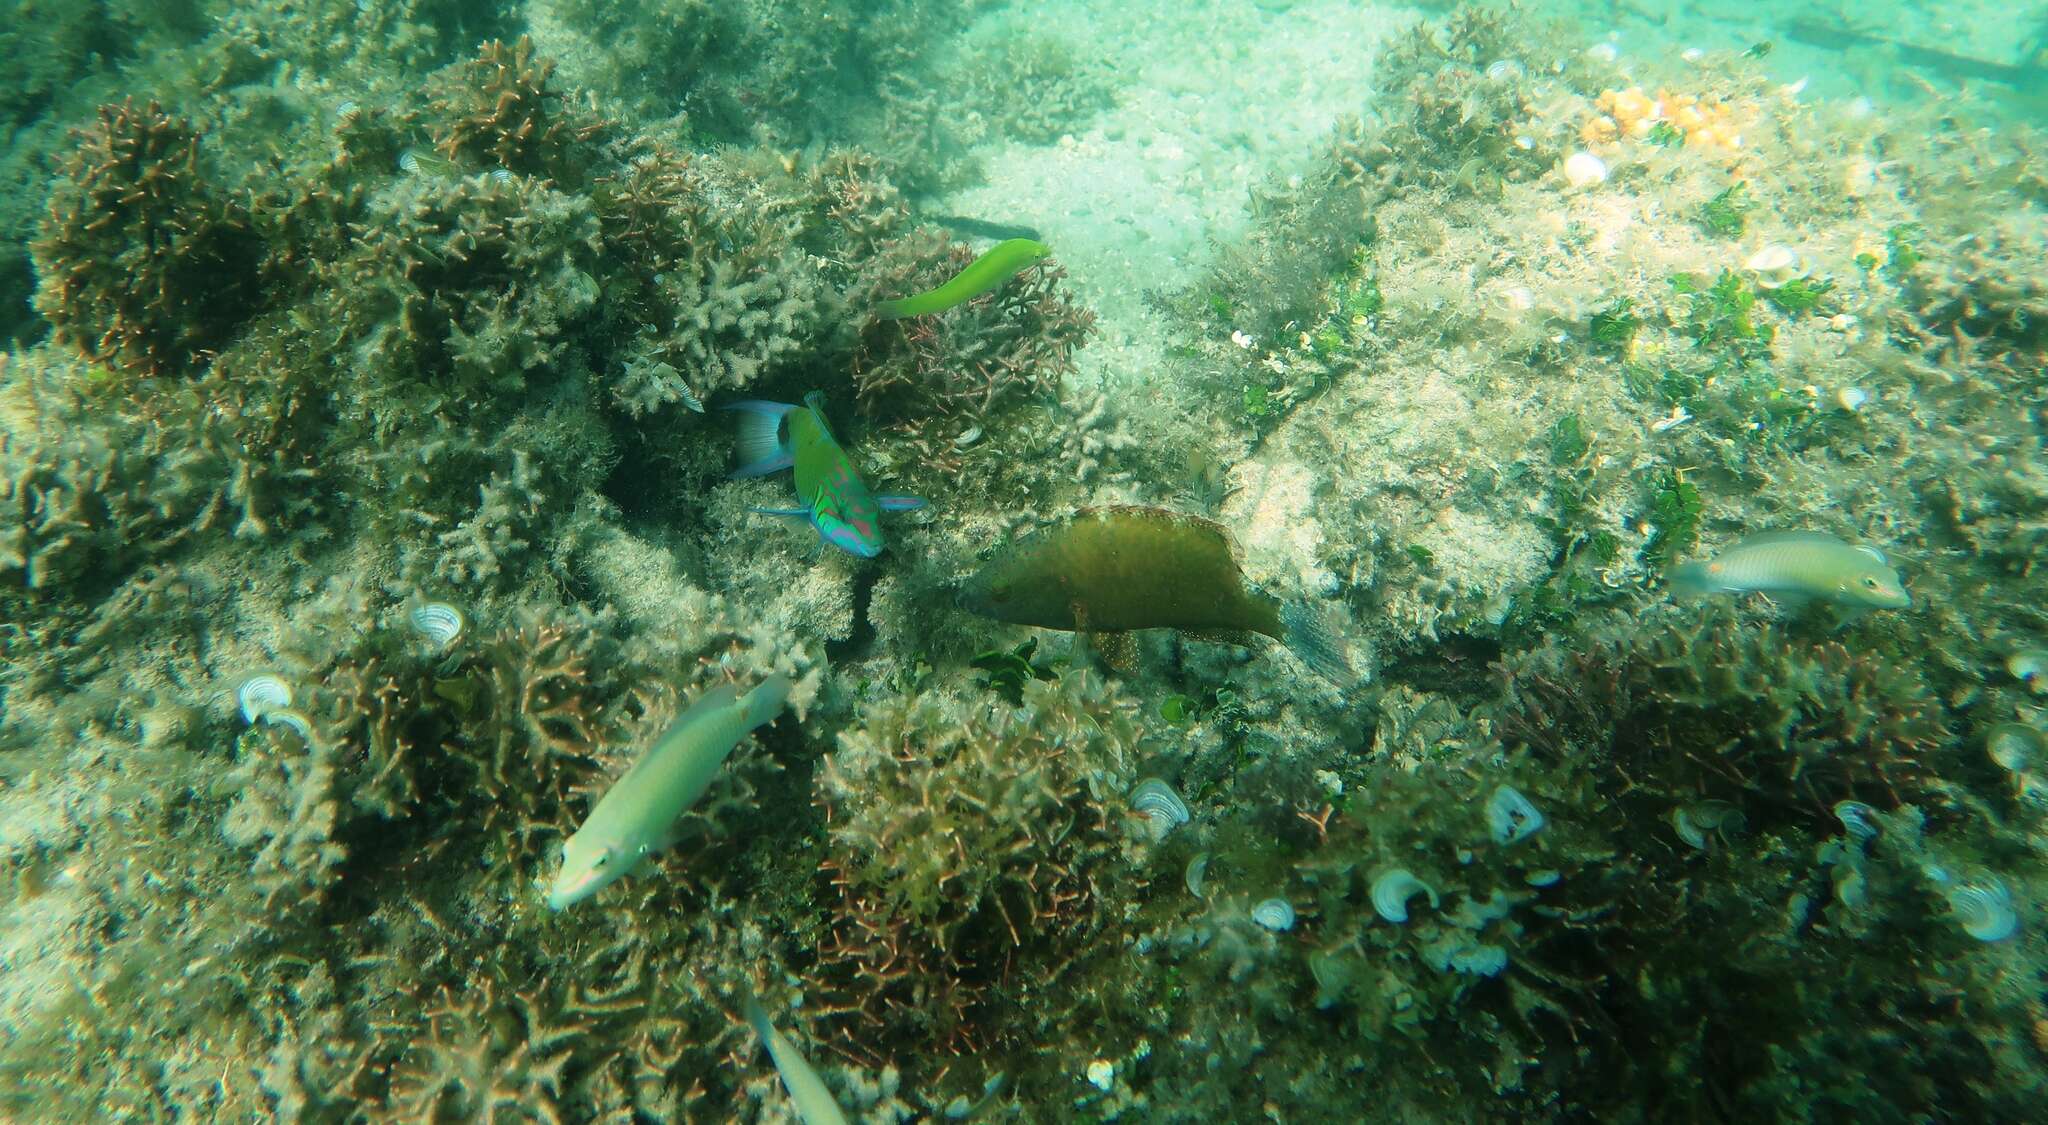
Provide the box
[1986,723,2044,774]
[1831,800,1880,842]
[262,709,315,742]
[1562,151,1608,189]
[1184,853,1210,898]
[1948,882,2018,942]
[1744,244,1803,289]
[409,602,466,649]
[1371,870,1439,924]
[2006,649,2048,689]
[1129,777,1190,843]
[237,675,293,724]
[1486,785,1545,846]
[1250,897,1296,932]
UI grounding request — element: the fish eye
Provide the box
[1860,576,1880,589]
[592,849,612,869]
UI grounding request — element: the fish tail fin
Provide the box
[1280,601,1356,686]
[722,400,797,477]
[738,986,774,1041]
[742,674,794,730]
[1666,561,1714,598]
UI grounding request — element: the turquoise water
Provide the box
[3,1,2046,1120]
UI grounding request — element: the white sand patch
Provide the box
[938,0,1418,392]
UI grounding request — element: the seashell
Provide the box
[1681,47,1705,63]
[1562,151,1608,189]
[409,601,466,649]
[1947,881,2018,942]
[2007,649,2048,692]
[1671,800,1743,851]
[237,675,293,724]
[1444,944,1509,976]
[1184,853,1210,898]
[261,708,315,742]
[1586,42,1619,63]
[335,100,360,120]
[1129,777,1190,842]
[953,425,983,449]
[1524,869,1562,887]
[397,149,422,175]
[1250,897,1296,932]
[1744,245,1803,289]
[1485,785,1545,846]
[487,168,515,185]
[1496,285,1535,312]
[1831,800,1880,842]
[1834,386,1869,412]
[1485,59,1522,81]
[1986,723,2045,774]
[1371,869,1439,924]
[1832,866,1868,910]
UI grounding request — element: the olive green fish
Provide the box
[956,506,1354,683]
[876,237,1052,318]
[1669,531,1910,609]
[741,990,850,1125]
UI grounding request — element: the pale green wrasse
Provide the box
[742,991,850,1125]
[876,237,1051,318]
[546,675,791,910]
[1669,531,1909,609]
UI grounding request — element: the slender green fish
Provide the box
[876,237,1052,318]
[1669,531,1910,608]
[741,991,850,1125]
[956,505,1354,683]
[547,675,791,910]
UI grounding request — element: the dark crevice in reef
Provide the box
[825,568,879,666]
[1376,633,1503,700]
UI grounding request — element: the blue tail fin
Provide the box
[722,400,797,478]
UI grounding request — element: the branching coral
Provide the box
[811,671,1144,1054]
[428,37,609,183]
[32,99,265,378]
[849,230,1093,473]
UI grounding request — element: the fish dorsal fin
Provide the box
[1733,530,1849,549]
[645,682,742,759]
[1082,505,1244,564]
[803,391,840,444]
[1855,545,1889,565]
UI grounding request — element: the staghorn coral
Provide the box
[428,36,609,183]
[218,721,348,928]
[811,670,1145,1055]
[31,99,265,378]
[849,230,1093,479]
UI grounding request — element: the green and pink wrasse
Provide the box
[724,392,924,558]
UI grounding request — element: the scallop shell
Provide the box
[1184,853,1210,898]
[2007,649,2048,690]
[1443,944,1508,976]
[237,675,293,724]
[1562,151,1608,189]
[1371,870,1439,924]
[1671,800,1743,851]
[1948,882,2018,942]
[1250,898,1296,932]
[1831,800,1880,842]
[1986,723,2044,774]
[1485,59,1522,81]
[1129,778,1190,842]
[262,708,315,742]
[487,168,515,185]
[1744,245,1803,289]
[1485,785,1545,846]
[409,602,467,649]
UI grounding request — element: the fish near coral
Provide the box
[957,506,1354,683]
[547,675,791,910]
[1669,531,1909,609]
[725,392,925,558]
[741,990,850,1125]
[876,237,1052,318]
